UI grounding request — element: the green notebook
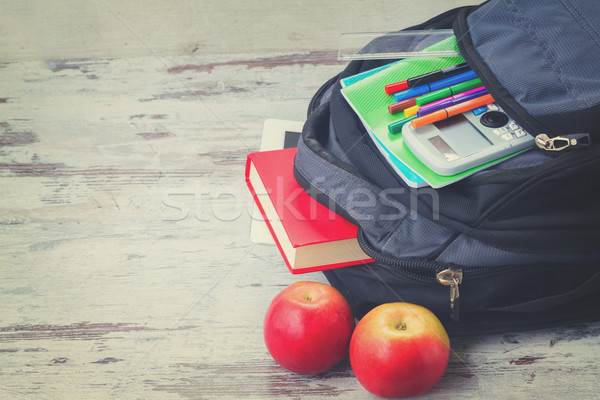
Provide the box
[341,36,515,188]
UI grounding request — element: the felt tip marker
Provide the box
[384,62,470,95]
[393,70,478,102]
[417,86,489,117]
[388,115,417,134]
[406,62,470,88]
[385,80,410,95]
[404,105,420,117]
[415,78,483,106]
[410,94,495,129]
[388,97,417,114]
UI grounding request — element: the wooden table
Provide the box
[1,53,599,399]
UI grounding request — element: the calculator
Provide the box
[402,104,535,176]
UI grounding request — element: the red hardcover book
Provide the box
[245,148,373,274]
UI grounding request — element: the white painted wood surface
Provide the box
[0,0,473,61]
[1,52,599,399]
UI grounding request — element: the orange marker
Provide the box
[411,94,495,129]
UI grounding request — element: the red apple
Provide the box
[264,281,355,374]
[349,302,450,398]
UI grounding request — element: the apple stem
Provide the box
[303,296,312,302]
[396,322,407,331]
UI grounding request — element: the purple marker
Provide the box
[417,87,489,117]
[418,98,453,115]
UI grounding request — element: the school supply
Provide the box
[409,93,495,128]
[403,105,419,117]
[416,78,482,106]
[388,97,416,114]
[387,77,482,115]
[393,70,477,102]
[339,41,467,188]
[406,62,470,88]
[340,40,518,189]
[387,115,417,134]
[246,148,373,274]
[338,29,459,61]
[294,0,600,334]
[403,102,534,176]
[384,62,469,94]
[416,86,488,117]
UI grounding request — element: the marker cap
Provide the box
[417,98,452,117]
[446,94,494,118]
[452,86,488,102]
[415,87,452,106]
[417,86,488,117]
[385,81,409,95]
[406,62,470,88]
[411,94,495,128]
[393,84,429,102]
[388,115,417,134]
[388,97,417,114]
[411,109,447,129]
[403,105,420,117]
[428,70,478,92]
[449,78,483,95]
[415,77,482,106]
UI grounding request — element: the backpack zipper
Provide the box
[357,229,583,322]
[357,229,464,321]
[535,133,592,151]
[453,9,599,146]
[436,268,463,322]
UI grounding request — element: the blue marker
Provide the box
[393,70,478,102]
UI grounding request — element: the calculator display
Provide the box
[433,114,493,157]
[428,136,459,161]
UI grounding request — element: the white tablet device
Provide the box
[250,119,304,244]
[402,104,535,176]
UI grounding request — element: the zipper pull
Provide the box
[436,268,463,322]
[535,133,591,151]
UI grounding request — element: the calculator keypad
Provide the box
[491,117,525,141]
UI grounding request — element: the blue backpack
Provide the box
[294,0,600,334]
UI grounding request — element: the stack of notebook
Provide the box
[340,35,530,188]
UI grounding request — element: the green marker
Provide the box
[415,78,483,106]
[388,115,417,134]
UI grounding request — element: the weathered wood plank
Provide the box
[1,52,599,399]
[0,0,474,61]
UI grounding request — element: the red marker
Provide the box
[384,80,409,95]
